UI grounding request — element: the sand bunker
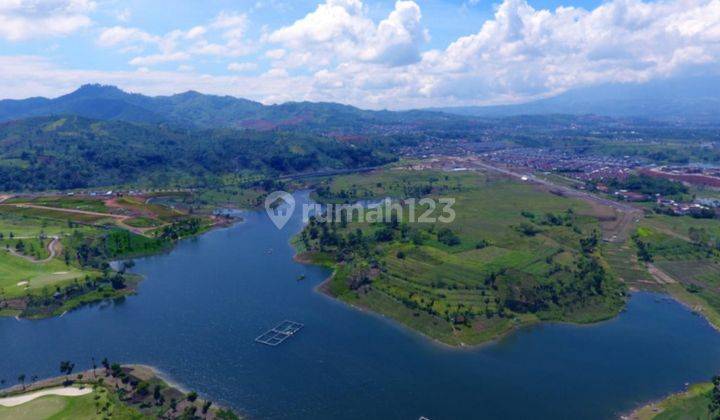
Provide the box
[0,387,92,407]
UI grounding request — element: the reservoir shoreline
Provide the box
[1,192,720,419]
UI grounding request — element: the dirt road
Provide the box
[646,263,677,285]
[0,203,154,236]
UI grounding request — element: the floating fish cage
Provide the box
[255,320,304,346]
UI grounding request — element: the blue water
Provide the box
[2,192,720,419]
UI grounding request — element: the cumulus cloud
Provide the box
[361,1,428,66]
[283,0,720,107]
[411,0,720,103]
[97,26,157,47]
[4,0,720,109]
[267,0,427,67]
[0,0,96,41]
[97,10,252,67]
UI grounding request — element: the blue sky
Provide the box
[0,0,717,108]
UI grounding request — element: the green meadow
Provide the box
[0,386,145,420]
[0,251,89,298]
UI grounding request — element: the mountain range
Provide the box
[0,84,459,132]
[1,75,719,131]
[432,75,720,124]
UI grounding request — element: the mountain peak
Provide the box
[66,84,128,99]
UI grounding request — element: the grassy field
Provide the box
[300,169,626,346]
[0,206,110,224]
[644,213,720,241]
[124,217,164,228]
[0,386,142,420]
[602,241,656,290]
[14,196,109,213]
[0,213,72,237]
[0,251,89,298]
[631,382,716,420]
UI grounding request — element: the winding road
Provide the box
[6,236,60,264]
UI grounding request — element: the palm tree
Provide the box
[59,361,75,384]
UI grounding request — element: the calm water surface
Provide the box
[2,192,720,419]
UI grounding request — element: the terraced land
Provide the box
[301,169,627,346]
[602,242,656,290]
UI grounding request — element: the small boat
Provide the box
[297,274,306,281]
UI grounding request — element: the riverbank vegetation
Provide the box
[296,169,627,346]
[0,363,240,419]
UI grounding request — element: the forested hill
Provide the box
[0,84,464,131]
[0,116,395,191]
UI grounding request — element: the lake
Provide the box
[1,191,720,419]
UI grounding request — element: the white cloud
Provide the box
[185,26,206,40]
[129,52,191,66]
[97,26,157,47]
[227,62,258,72]
[97,10,253,67]
[266,0,720,107]
[265,48,286,59]
[267,0,428,67]
[412,0,720,103]
[4,0,720,109]
[211,11,248,29]
[0,55,307,102]
[0,0,96,41]
[116,8,131,22]
[360,1,428,66]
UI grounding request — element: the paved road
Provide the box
[6,236,60,264]
[277,165,382,181]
